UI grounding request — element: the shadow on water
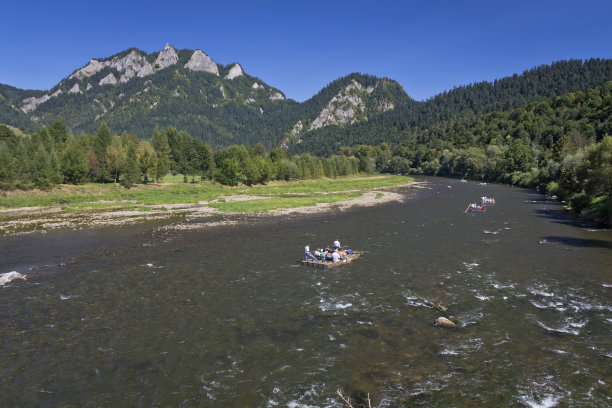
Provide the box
[540,235,612,249]
[530,203,609,229]
[532,208,587,226]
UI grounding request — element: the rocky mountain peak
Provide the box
[154,43,179,70]
[69,59,110,81]
[185,49,219,75]
[290,78,394,133]
[225,63,244,80]
[308,80,369,130]
[110,50,154,81]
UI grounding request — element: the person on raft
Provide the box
[331,249,341,262]
[304,244,318,261]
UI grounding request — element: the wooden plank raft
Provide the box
[301,252,361,269]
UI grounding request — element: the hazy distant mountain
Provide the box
[1,44,611,152]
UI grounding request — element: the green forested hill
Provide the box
[0,84,43,131]
[290,59,612,155]
[0,45,300,150]
[31,68,300,149]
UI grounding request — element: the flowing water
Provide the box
[1,178,611,407]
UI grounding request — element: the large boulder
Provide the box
[435,316,457,328]
[0,271,27,286]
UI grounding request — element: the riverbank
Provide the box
[0,175,417,236]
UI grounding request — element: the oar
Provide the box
[464,204,471,213]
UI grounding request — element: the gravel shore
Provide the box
[0,182,422,236]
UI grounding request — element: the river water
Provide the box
[1,178,611,407]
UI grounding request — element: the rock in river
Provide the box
[0,271,27,286]
[435,316,457,328]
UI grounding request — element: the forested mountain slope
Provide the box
[1,47,611,154]
[0,44,296,149]
[289,59,612,155]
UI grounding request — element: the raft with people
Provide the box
[302,240,360,268]
[465,203,486,212]
[301,251,361,268]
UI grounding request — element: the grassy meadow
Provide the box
[0,174,412,214]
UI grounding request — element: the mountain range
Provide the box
[1,44,611,152]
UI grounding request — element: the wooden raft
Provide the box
[301,252,361,269]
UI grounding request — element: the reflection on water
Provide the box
[1,178,611,407]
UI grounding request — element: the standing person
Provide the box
[333,239,341,250]
[304,244,317,261]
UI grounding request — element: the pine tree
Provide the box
[30,145,58,189]
[154,157,168,182]
[151,127,171,169]
[48,119,68,145]
[61,138,89,184]
[93,123,113,182]
[122,142,140,188]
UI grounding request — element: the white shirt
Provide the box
[331,251,341,262]
[333,240,340,248]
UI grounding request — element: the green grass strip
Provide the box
[208,192,362,212]
[0,175,411,210]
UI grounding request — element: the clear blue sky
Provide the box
[1,0,611,102]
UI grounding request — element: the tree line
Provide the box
[0,121,362,191]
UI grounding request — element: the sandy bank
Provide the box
[0,182,424,236]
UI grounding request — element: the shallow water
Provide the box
[1,178,611,407]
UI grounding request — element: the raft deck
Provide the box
[301,252,361,269]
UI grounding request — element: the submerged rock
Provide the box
[0,271,27,286]
[435,316,457,328]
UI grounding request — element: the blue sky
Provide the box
[1,0,611,101]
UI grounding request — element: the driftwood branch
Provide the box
[337,389,372,408]
[337,389,354,408]
[425,299,448,314]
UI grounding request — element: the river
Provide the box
[1,177,610,407]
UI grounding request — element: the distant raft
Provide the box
[481,197,496,205]
[301,251,361,269]
[465,203,486,212]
